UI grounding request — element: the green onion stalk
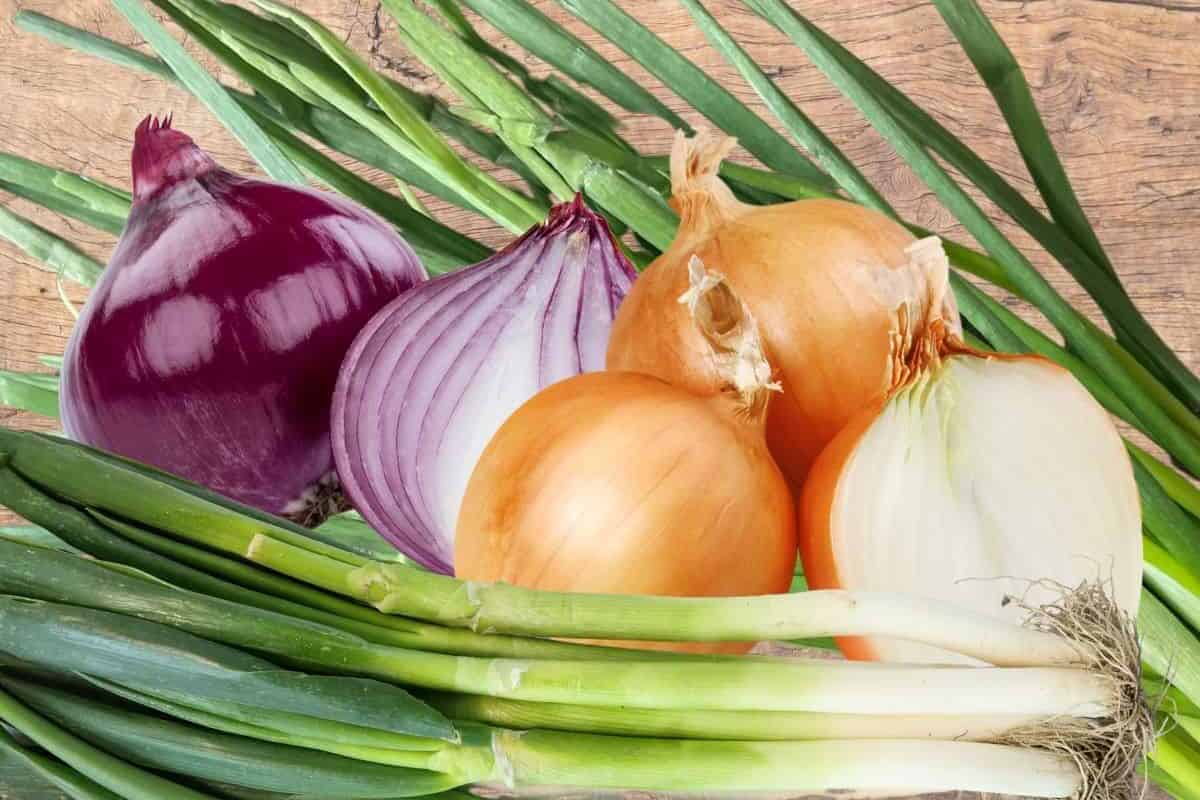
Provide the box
[0,426,1131,672]
[0,496,1148,798]
[0,672,1092,798]
[0,530,1121,720]
[0,426,1155,799]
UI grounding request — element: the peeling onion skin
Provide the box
[332,196,636,573]
[454,372,798,654]
[800,352,1142,665]
[60,117,426,522]
[607,133,959,493]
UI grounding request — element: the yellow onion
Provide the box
[455,260,796,653]
[607,132,959,491]
[799,241,1142,664]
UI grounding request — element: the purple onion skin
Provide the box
[60,117,426,522]
[332,195,636,572]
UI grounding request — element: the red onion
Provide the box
[332,196,636,572]
[60,116,426,523]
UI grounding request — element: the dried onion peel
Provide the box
[607,131,960,491]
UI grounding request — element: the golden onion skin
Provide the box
[609,197,922,491]
[454,371,797,654]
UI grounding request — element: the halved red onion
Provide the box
[60,117,426,523]
[332,196,636,573]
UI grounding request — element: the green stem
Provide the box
[679,0,892,216]
[256,0,543,233]
[0,727,125,800]
[0,206,105,286]
[0,429,365,568]
[748,0,1200,476]
[554,0,831,187]
[381,0,680,251]
[424,691,1045,743]
[0,676,463,796]
[1139,589,1200,707]
[482,729,1080,797]
[110,0,304,184]
[1152,727,1200,795]
[87,677,442,755]
[453,0,689,130]
[0,685,217,800]
[0,464,653,664]
[1143,538,1200,633]
[0,150,129,233]
[1131,446,1200,520]
[0,536,1111,718]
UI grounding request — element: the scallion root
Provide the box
[996,580,1153,800]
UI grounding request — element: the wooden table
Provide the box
[0,0,1193,797]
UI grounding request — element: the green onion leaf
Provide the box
[1134,458,1200,584]
[15,11,174,80]
[0,525,80,555]
[1151,727,1200,797]
[0,683,216,800]
[930,0,1113,279]
[0,727,126,800]
[1144,538,1200,635]
[0,151,131,223]
[679,0,890,216]
[1140,589,1200,708]
[0,206,104,286]
[252,0,542,233]
[0,676,464,796]
[109,0,305,184]
[0,591,453,742]
[0,370,60,418]
[557,0,829,187]
[455,0,689,131]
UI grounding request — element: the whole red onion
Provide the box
[60,116,426,523]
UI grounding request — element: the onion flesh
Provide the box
[60,117,426,522]
[800,255,1142,664]
[332,197,635,573]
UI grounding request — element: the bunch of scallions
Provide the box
[0,0,1197,798]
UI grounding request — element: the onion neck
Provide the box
[668,130,748,245]
[131,115,218,203]
[677,256,780,423]
[887,236,973,393]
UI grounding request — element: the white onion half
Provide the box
[801,353,1142,664]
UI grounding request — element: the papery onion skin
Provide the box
[800,350,1142,665]
[454,372,797,654]
[607,133,959,492]
[332,196,636,574]
[60,116,426,522]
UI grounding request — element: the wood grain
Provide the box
[0,1,1192,795]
